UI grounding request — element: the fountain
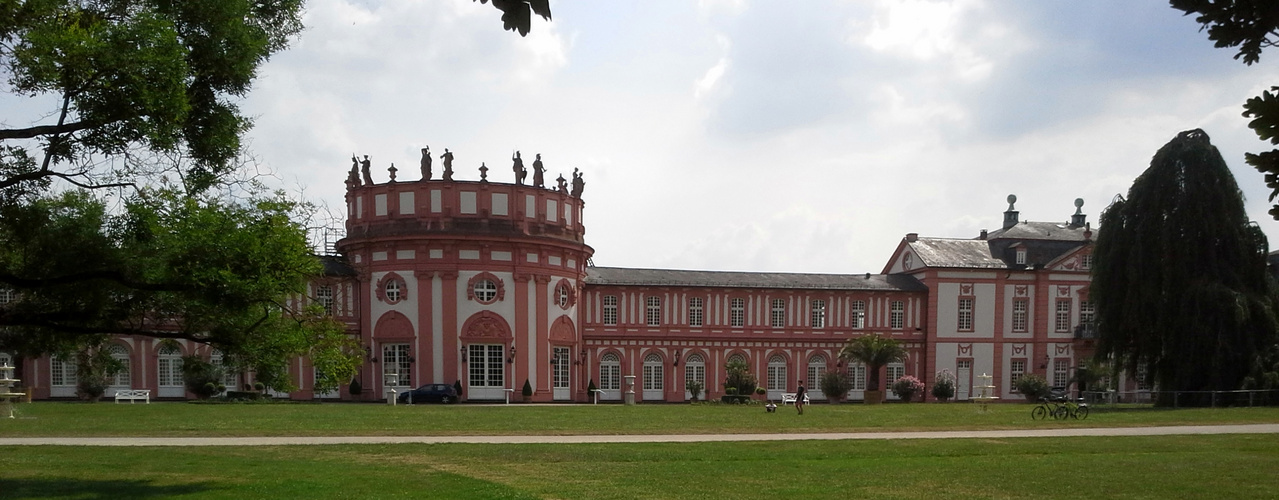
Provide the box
[0,361,25,418]
[971,372,999,412]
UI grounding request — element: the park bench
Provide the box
[114,389,150,404]
[780,393,810,405]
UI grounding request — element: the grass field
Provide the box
[3,435,1279,499]
[2,400,1277,437]
[2,402,1278,499]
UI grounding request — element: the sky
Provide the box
[236,0,1279,274]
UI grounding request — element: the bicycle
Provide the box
[1030,395,1089,420]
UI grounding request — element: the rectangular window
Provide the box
[890,301,905,329]
[771,299,786,328]
[1079,300,1095,326]
[1135,364,1151,391]
[957,298,974,332]
[848,364,866,391]
[851,301,866,329]
[886,363,904,387]
[316,285,334,316]
[602,295,618,326]
[1010,359,1026,391]
[810,299,826,328]
[1015,248,1027,265]
[1012,299,1029,333]
[1053,359,1070,388]
[646,296,662,327]
[688,297,704,327]
[1081,254,1093,270]
[730,298,745,327]
[1055,300,1072,332]
[0,288,14,304]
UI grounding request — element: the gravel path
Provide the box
[2,423,1276,447]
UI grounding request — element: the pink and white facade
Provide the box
[6,160,1107,403]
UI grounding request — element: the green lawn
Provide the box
[3,435,1278,499]
[2,401,1277,437]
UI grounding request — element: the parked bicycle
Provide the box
[1030,394,1089,420]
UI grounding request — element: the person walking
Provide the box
[795,380,807,415]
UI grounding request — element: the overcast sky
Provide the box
[239,0,1279,274]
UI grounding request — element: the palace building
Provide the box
[6,157,1124,403]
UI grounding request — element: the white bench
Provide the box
[780,393,810,405]
[114,389,151,404]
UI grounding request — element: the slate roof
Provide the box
[586,267,927,292]
[319,255,357,277]
[908,238,1007,269]
[987,221,1089,242]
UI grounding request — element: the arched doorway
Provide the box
[460,311,513,401]
[642,353,663,401]
[157,345,184,398]
[599,353,621,401]
[106,344,131,395]
[683,354,705,401]
[766,355,786,400]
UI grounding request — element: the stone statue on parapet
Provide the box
[479,162,489,182]
[420,146,432,180]
[532,153,545,187]
[360,155,373,185]
[512,151,527,185]
[571,168,584,198]
[440,148,454,181]
[348,154,360,188]
[556,173,567,193]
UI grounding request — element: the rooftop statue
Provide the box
[348,154,360,188]
[360,155,373,185]
[440,148,454,181]
[479,162,489,182]
[512,151,527,185]
[532,153,545,188]
[388,163,397,182]
[556,173,567,193]
[571,168,585,198]
[420,146,432,180]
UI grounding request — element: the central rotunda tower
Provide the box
[337,152,592,402]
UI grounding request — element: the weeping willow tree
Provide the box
[1092,129,1278,406]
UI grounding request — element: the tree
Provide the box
[1171,1,1279,218]
[1092,129,1278,406]
[724,358,757,396]
[475,0,553,37]
[0,1,364,390]
[838,334,906,402]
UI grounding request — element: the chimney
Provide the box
[1070,198,1086,227]
[906,233,918,242]
[979,229,988,240]
[1003,194,1019,229]
[1084,222,1092,241]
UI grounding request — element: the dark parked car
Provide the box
[397,384,459,404]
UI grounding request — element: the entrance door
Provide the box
[382,343,412,396]
[467,344,507,400]
[553,347,570,400]
[157,346,184,398]
[957,360,972,401]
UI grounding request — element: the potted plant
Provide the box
[754,386,767,400]
[686,380,704,402]
[820,370,852,403]
[932,370,956,402]
[839,334,906,404]
[453,379,464,401]
[891,375,925,402]
[521,379,533,402]
[1014,374,1051,402]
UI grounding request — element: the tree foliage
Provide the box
[475,0,552,37]
[1171,0,1279,217]
[838,334,906,392]
[0,1,362,390]
[1092,129,1278,405]
[724,358,757,396]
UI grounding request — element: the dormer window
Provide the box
[1015,248,1027,265]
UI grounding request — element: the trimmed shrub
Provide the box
[932,370,956,402]
[521,379,533,397]
[1014,373,1052,402]
[349,378,362,395]
[891,375,925,402]
[820,370,852,402]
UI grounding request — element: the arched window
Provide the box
[600,353,621,400]
[210,350,239,393]
[807,355,827,401]
[642,353,663,400]
[684,354,705,400]
[157,345,184,398]
[107,344,130,389]
[766,355,786,398]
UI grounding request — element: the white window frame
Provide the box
[602,295,618,326]
[645,296,662,327]
[385,280,402,303]
[684,354,705,400]
[890,301,904,329]
[1055,299,1072,332]
[1053,359,1070,388]
[810,299,826,329]
[1012,299,1028,333]
[766,355,786,399]
[474,279,497,303]
[957,298,974,332]
[316,285,334,315]
[851,301,866,329]
[688,297,704,327]
[770,299,786,328]
[642,354,663,399]
[1010,359,1026,392]
[730,298,745,327]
